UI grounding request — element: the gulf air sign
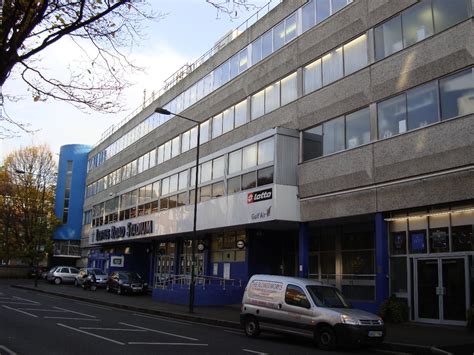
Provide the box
[247,188,272,204]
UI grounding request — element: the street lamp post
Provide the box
[155,107,200,314]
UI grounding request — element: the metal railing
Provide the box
[93,0,281,148]
[154,273,242,291]
[53,242,81,257]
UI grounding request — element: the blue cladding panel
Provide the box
[298,222,309,277]
[54,144,91,241]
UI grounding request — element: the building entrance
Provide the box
[414,256,469,325]
[153,242,175,287]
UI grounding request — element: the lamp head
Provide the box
[154,107,171,115]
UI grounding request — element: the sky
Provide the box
[0,0,272,162]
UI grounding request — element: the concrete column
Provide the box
[375,212,389,307]
[298,222,309,278]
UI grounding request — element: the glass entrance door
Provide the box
[415,257,468,325]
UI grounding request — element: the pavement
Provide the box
[7,279,474,355]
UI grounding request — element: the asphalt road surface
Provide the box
[0,284,385,355]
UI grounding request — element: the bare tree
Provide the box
[1,145,59,265]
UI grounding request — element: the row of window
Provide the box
[87,0,353,172]
[88,138,275,225]
[303,67,474,160]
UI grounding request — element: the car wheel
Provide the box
[54,277,62,285]
[316,326,336,351]
[243,316,260,338]
[117,286,122,295]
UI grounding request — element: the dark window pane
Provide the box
[432,0,471,33]
[331,0,347,13]
[390,257,408,293]
[429,227,449,253]
[378,94,407,139]
[257,167,274,186]
[273,22,285,51]
[345,107,370,149]
[375,15,403,60]
[390,232,407,255]
[402,0,434,47]
[177,192,188,207]
[316,0,331,24]
[407,81,440,130]
[200,185,211,202]
[242,171,257,190]
[189,189,196,205]
[341,250,374,274]
[409,230,427,254]
[227,176,241,195]
[285,285,310,308]
[439,68,474,120]
[168,195,177,209]
[452,225,474,252]
[323,116,345,155]
[303,126,323,161]
[212,182,225,198]
[159,198,169,211]
[302,0,315,32]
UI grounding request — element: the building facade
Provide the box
[82,0,474,324]
[53,144,91,266]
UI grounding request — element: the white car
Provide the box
[47,266,79,285]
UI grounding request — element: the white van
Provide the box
[240,275,385,350]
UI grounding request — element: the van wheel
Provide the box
[54,277,62,285]
[243,316,260,338]
[316,326,336,351]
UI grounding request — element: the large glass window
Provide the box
[243,144,258,170]
[439,68,474,120]
[200,120,210,144]
[171,136,180,158]
[303,126,323,160]
[402,0,434,47]
[281,72,298,106]
[303,59,322,95]
[239,48,248,72]
[316,0,331,24]
[234,100,247,127]
[212,181,225,198]
[273,21,285,51]
[222,107,234,134]
[345,107,370,149]
[262,30,273,59]
[242,171,257,190]
[407,81,439,130]
[343,34,368,75]
[302,0,315,32]
[258,137,274,165]
[257,166,274,186]
[375,16,403,60]
[229,53,239,79]
[252,37,262,65]
[228,150,242,175]
[332,0,348,13]
[212,113,223,138]
[378,94,407,139]
[227,176,241,195]
[178,171,188,190]
[201,161,212,182]
[265,82,280,113]
[251,89,265,120]
[322,48,343,85]
[285,14,297,42]
[212,157,225,179]
[181,130,190,153]
[432,0,471,33]
[323,116,345,155]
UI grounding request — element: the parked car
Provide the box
[106,271,148,295]
[47,266,79,285]
[75,268,108,288]
[240,275,385,350]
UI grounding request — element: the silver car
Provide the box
[240,275,385,350]
[75,268,108,288]
[47,266,79,285]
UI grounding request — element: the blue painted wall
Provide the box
[54,144,91,241]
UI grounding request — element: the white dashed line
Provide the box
[242,349,268,355]
[79,327,146,332]
[57,323,125,345]
[119,322,199,341]
[12,296,40,304]
[132,313,192,326]
[53,306,96,318]
[44,317,100,321]
[0,345,17,355]
[128,342,208,346]
[2,305,38,318]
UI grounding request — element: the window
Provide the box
[201,161,212,182]
[375,16,403,60]
[432,0,471,33]
[378,94,407,139]
[285,285,310,308]
[257,167,274,186]
[181,130,190,152]
[239,48,248,72]
[303,126,323,160]
[258,137,274,165]
[152,181,160,200]
[322,48,343,85]
[169,174,178,193]
[243,144,257,169]
[178,171,188,190]
[332,0,348,13]
[199,185,211,202]
[439,68,474,120]
[285,13,297,42]
[190,126,198,148]
[229,53,239,79]
[251,89,265,119]
[343,34,367,75]
[316,0,331,24]
[234,100,247,127]
[262,30,273,58]
[212,182,225,198]
[161,177,170,195]
[407,81,439,130]
[265,82,280,113]
[390,232,407,255]
[200,120,210,144]
[345,107,370,149]
[281,72,297,106]
[177,192,188,206]
[402,0,434,47]
[323,116,345,155]
[242,171,257,190]
[409,230,427,254]
[304,59,322,95]
[222,107,234,133]
[164,141,172,161]
[228,150,242,174]
[212,113,223,138]
[302,0,315,32]
[157,145,164,164]
[252,37,262,65]
[227,176,241,195]
[273,21,285,51]
[212,157,225,179]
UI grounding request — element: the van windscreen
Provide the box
[306,286,351,309]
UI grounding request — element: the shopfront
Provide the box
[387,204,474,325]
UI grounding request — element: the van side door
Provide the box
[282,284,314,329]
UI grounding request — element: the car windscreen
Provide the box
[123,272,142,281]
[306,285,352,309]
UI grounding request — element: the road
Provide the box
[0,284,385,355]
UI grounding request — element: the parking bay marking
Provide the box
[53,306,96,318]
[57,323,124,345]
[79,327,146,332]
[0,345,18,355]
[2,305,38,318]
[243,349,269,355]
[128,342,208,346]
[45,317,100,321]
[12,296,40,304]
[132,313,192,326]
[119,322,198,341]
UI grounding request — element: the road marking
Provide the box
[119,322,199,341]
[0,345,17,355]
[73,301,113,311]
[243,349,268,355]
[2,305,38,318]
[57,323,124,345]
[79,327,146,332]
[18,308,65,312]
[44,317,100,321]
[128,342,208,346]
[12,296,40,304]
[132,313,192,326]
[53,306,96,318]
[0,302,37,305]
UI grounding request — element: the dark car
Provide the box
[75,268,108,288]
[106,271,148,295]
